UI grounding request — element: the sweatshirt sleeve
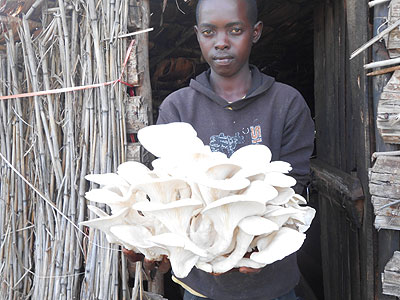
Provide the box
[156,93,182,125]
[280,97,315,195]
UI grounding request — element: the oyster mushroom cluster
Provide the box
[81,122,316,278]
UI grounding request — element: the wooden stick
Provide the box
[372,150,400,162]
[110,27,154,40]
[350,18,400,60]
[368,0,390,8]
[25,0,45,19]
[366,64,400,76]
[364,57,400,69]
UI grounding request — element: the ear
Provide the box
[252,21,263,43]
[194,25,200,42]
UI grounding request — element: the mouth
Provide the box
[213,56,234,65]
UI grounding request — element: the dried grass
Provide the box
[0,0,150,299]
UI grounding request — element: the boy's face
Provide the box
[195,0,262,78]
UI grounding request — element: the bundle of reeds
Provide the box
[0,0,152,299]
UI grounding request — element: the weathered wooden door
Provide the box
[313,0,375,299]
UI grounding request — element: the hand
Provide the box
[143,255,171,274]
[122,248,171,279]
[238,250,262,274]
[122,248,145,263]
[238,266,262,274]
[210,266,262,276]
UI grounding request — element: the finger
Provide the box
[143,258,156,271]
[238,267,261,274]
[122,248,144,263]
[158,256,171,273]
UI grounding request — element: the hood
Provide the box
[189,65,275,111]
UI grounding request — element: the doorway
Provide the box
[147,0,321,298]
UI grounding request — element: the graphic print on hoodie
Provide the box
[209,125,262,156]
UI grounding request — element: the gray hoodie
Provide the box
[157,66,314,300]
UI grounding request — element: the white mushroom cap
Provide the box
[85,173,129,188]
[209,216,279,273]
[189,214,216,249]
[137,122,205,159]
[152,151,228,179]
[117,161,156,185]
[264,172,297,188]
[201,195,266,256]
[109,224,168,260]
[264,161,293,174]
[250,227,306,265]
[194,164,250,204]
[291,193,307,205]
[87,204,109,218]
[268,187,295,205]
[207,230,253,274]
[235,258,265,269]
[263,203,316,232]
[238,216,280,236]
[263,205,303,228]
[195,261,213,273]
[133,198,203,236]
[240,180,278,204]
[84,186,147,222]
[229,144,293,178]
[79,207,130,244]
[135,178,191,204]
[149,233,207,278]
[285,202,316,233]
[230,144,272,178]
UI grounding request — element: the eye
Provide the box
[231,27,242,34]
[201,29,213,36]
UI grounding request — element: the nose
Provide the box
[214,31,229,50]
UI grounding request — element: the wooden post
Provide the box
[136,4,161,294]
[126,0,163,296]
[136,0,153,126]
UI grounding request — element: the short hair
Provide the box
[196,0,258,25]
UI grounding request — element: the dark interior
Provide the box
[147,0,322,298]
[148,0,315,119]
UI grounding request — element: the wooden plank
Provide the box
[314,0,327,165]
[311,159,364,227]
[369,155,400,230]
[382,251,400,297]
[127,43,139,86]
[136,0,153,127]
[336,0,347,171]
[347,0,376,297]
[318,191,361,300]
[375,216,400,230]
[126,143,141,161]
[315,0,340,168]
[377,71,400,144]
[372,196,400,216]
[371,155,400,173]
[349,225,362,299]
[370,183,400,198]
[125,96,148,133]
[387,1,400,52]
[370,173,400,185]
[318,193,333,300]
[128,0,141,29]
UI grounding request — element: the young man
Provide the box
[130,0,314,299]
